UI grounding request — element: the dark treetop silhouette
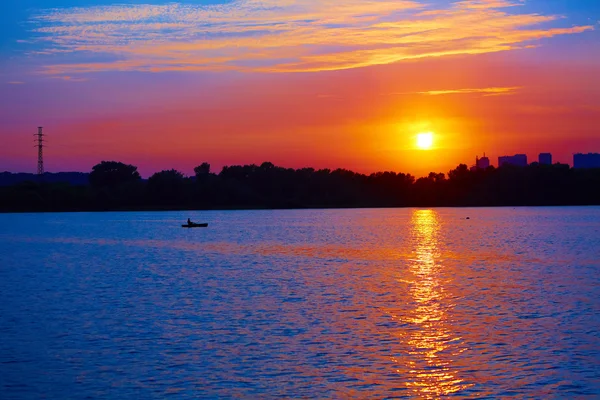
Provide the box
[1,160,600,212]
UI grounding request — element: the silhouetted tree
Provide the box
[147,169,187,206]
[194,162,211,177]
[89,161,141,189]
[2,160,600,212]
[260,161,275,171]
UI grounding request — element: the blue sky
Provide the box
[2,0,598,52]
[3,0,597,77]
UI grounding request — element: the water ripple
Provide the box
[1,208,599,398]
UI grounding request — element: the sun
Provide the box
[416,132,434,150]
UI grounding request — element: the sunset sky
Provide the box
[1,0,599,177]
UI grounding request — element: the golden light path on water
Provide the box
[393,210,473,398]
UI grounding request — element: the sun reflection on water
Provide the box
[396,209,472,398]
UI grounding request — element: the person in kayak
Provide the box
[187,218,192,225]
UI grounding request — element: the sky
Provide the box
[1,0,599,177]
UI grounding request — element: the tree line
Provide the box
[1,160,600,212]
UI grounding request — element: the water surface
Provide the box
[1,208,599,398]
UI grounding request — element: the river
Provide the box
[1,208,599,398]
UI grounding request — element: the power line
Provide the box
[34,127,45,175]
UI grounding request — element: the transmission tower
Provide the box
[35,127,45,175]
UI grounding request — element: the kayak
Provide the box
[182,223,208,228]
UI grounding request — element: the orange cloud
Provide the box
[28,0,593,75]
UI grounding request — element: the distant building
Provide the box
[478,154,490,169]
[539,153,552,165]
[471,154,491,171]
[574,153,600,169]
[498,154,528,167]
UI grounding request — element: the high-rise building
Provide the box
[574,153,600,169]
[539,153,552,165]
[498,154,528,167]
[477,154,490,169]
[472,154,491,171]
